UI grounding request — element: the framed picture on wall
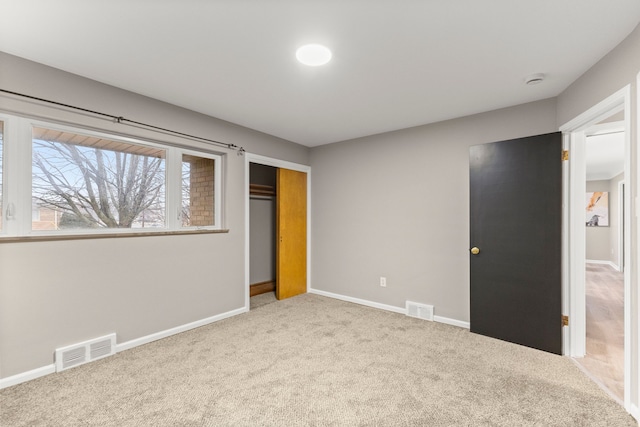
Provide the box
[585,191,609,227]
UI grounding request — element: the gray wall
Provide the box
[0,52,309,378]
[310,99,558,321]
[249,198,275,284]
[249,163,277,284]
[586,174,623,264]
[557,24,640,129]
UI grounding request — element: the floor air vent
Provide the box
[55,333,116,372]
[406,301,434,321]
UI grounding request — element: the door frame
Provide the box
[559,84,632,409]
[244,153,311,310]
[619,179,625,272]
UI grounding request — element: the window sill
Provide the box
[0,228,229,243]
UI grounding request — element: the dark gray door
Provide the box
[469,132,562,354]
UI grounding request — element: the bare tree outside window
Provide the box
[32,128,166,230]
[181,161,191,226]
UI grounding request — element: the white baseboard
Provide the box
[309,288,470,329]
[0,364,55,389]
[0,306,248,389]
[627,403,640,423]
[586,259,619,270]
[116,307,248,352]
[310,288,406,314]
[434,315,471,329]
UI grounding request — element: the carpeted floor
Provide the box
[250,291,278,310]
[0,293,636,426]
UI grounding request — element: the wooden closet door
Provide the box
[276,168,307,300]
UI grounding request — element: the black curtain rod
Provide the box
[0,88,245,154]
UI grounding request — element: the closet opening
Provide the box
[249,163,278,308]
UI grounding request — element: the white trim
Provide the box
[585,259,619,270]
[569,129,587,357]
[618,179,625,273]
[0,364,55,389]
[433,315,471,329]
[310,288,406,314]
[244,153,311,311]
[116,307,247,352]
[584,121,625,136]
[310,288,471,329]
[0,306,247,389]
[246,153,311,173]
[561,83,633,411]
[559,87,627,132]
[633,71,640,417]
[1,113,225,237]
[628,404,640,423]
[562,132,570,356]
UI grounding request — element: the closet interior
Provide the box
[249,163,277,299]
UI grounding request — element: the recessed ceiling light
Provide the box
[296,44,332,66]
[524,73,545,85]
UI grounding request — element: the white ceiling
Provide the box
[1,1,640,147]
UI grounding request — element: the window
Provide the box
[0,115,222,238]
[32,127,167,230]
[31,127,167,230]
[181,154,216,227]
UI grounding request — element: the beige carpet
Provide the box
[1,294,635,426]
[250,291,278,310]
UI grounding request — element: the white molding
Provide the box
[584,121,625,136]
[310,288,406,314]
[618,180,625,273]
[116,307,247,353]
[585,259,619,270]
[562,132,570,356]
[562,83,633,410]
[433,315,471,329]
[1,306,249,389]
[628,403,640,423]
[559,87,627,132]
[245,153,311,174]
[569,129,587,357]
[0,364,55,389]
[244,153,311,311]
[310,288,470,329]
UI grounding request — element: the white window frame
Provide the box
[175,148,222,230]
[0,113,223,238]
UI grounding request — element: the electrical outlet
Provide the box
[380,277,387,287]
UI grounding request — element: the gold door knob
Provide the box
[470,247,480,255]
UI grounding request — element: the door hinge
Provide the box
[562,150,569,161]
[562,315,569,326]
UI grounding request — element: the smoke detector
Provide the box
[525,73,545,85]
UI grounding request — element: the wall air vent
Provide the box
[406,301,434,321]
[55,333,116,372]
